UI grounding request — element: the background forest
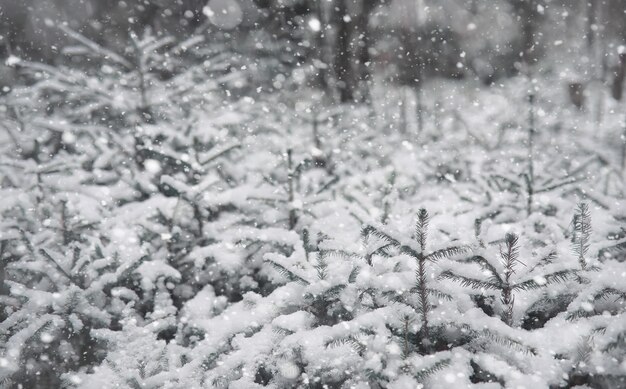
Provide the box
[0,1,625,388]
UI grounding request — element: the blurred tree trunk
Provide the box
[313,0,330,91]
[354,0,379,103]
[0,242,7,297]
[569,82,585,109]
[586,0,597,50]
[613,5,626,100]
[395,0,425,134]
[613,13,626,103]
[333,0,354,103]
[612,54,626,101]
[587,0,606,124]
[401,31,423,134]
[507,0,542,67]
[517,0,538,65]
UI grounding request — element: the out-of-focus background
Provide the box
[1,0,626,106]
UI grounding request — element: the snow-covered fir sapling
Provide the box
[520,90,581,215]
[559,220,626,389]
[363,208,470,348]
[414,209,434,339]
[8,24,224,193]
[565,202,626,321]
[248,147,338,231]
[182,235,369,386]
[562,253,626,387]
[301,106,341,168]
[59,25,209,127]
[440,232,576,327]
[65,305,191,389]
[485,86,581,218]
[0,235,125,387]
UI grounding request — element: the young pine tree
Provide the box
[363,208,470,347]
[440,232,576,327]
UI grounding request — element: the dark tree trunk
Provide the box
[569,82,585,109]
[354,0,378,103]
[510,0,539,65]
[520,1,536,64]
[398,26,424,134]
[586,0,597,51]
[287,149,298,230]
[612,53,626,101]
[313,0,329,90]
[0,241,8,297]
[333,0,354,103]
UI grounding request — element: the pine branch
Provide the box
[426,245,473,262]
[527,250,557,273]
[415,209,429,252]
[325,335,366,354]
[499,233,520,326]
[598,240,626,260]
[272,326,295,336]
[572,202,591,269]
[567,287,626,321]
[566,309,593,321]
[315,253,328,280]
[399,244,421,259]
[594,287,626,302]
[365,242,396,264]
[464,325,536,355]
[605,332,626,352]
[58,25,133,69]
[490,174,523,192]
[428,289,453,301]
[199,142,241,166]
[365,369,388,383]
[459,255,503,285]
[413,358,451,382]
[264,259,310,285]
[512,269,576,291]
[117,255,149,284]
[38,249,78,286]
[575,335,593,365]
[318,249,362,262]
[382,290,407,304]
[500,233,520,270]
[324,284,347,298]
[0,377,14,389]
[439,270,500,290]
[348,266,361,283]
[316,175,340,195]
[362,225,401,248]
[535,176,582,194]
[358,287,377,303]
